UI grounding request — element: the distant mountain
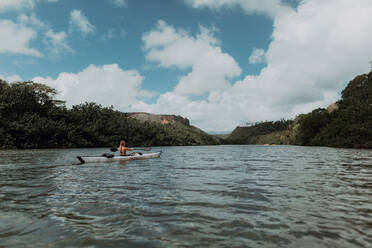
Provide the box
[127,112,190,126]
[224,120,293,145]
[126,112,220,146]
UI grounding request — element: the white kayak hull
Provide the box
[77,152,161,164]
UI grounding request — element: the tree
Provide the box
[0,79,220,149]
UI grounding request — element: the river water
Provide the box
[0,145,372,248]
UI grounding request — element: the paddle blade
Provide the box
[110,148,118,152]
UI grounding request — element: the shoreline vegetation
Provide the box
[0,79,219,149]
[1,70,371,150]
[223,70,372,149]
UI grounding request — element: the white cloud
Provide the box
[142,20,241,96]
[14,13,72,59]
[18,13,48,29]
[0,19,42,57]
[0,0,34,12]
[32,64,153,109]
[0,74,23,83]
[111,0,127,8]
[252,0,372,106]
[0,0,57,12]
[134,0,372,132]
[185,0,290,19]
[69,9,95,36]
[43,30,73,58]
[249,48,266,64]
[232,0,372,125]
[131,92,238,132]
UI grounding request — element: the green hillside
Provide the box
[294,71,372,148]
[0,80,220,149]
[225,120,292,144]
[225,70,372,148]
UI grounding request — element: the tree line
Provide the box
[0,80,220,149]
[225,70,372,148]
[294,71,372,148]
[224,119,293,144]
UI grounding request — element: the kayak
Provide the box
[77,152,161,164]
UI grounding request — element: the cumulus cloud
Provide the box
[131,92,239,132]
[69,9,95,36]
[32,64,154,109]
[0,4,41,55]
[249,48,266,64]
[185,0,291,19]
[0,19,42,57]
[134,0,372,132]
[0,74,23,83]
[250,0,372,108]
[142,20,241,95]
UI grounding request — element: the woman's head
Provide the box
[120,140,126,146]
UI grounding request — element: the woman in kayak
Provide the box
[118,140,134,156]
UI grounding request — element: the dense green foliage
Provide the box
[3,70,371,149]
[225,71,372,148]
[0,80,219,149]
[225,119,293,144]
[294,108,332,145]
[297,71,372,148]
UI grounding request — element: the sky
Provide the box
[1,0,372,132]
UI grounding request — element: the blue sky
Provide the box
[1,0,372,132]
[1,0,272,92]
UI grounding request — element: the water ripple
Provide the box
[1,146,372,247]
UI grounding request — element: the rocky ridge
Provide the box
[127,112,190,126]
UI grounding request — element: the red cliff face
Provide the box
[127,112,190,126]
[326,102,339,113]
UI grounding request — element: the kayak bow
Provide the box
[77,151,161,164]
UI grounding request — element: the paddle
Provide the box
[110,147,151,152]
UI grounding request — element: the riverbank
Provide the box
[222,71,372,149]
[0,80,219,149]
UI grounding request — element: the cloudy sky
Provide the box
[1,0,372,132]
